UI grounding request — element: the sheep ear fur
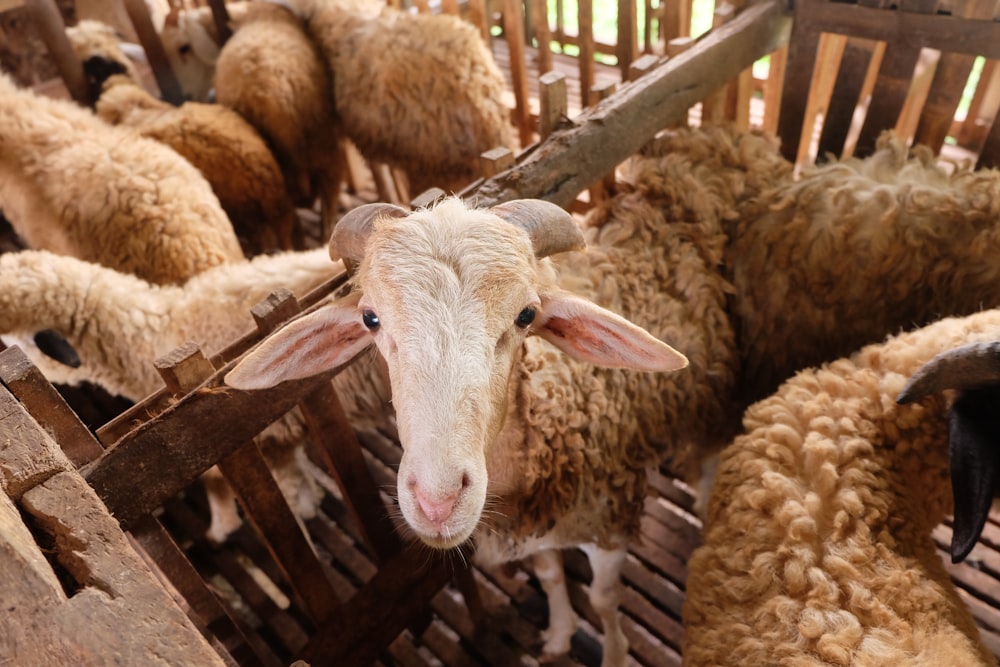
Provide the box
[225,293,370,390]
[535,289,688,373]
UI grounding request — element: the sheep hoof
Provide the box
[539,623,575,662]
[204,515,242,545]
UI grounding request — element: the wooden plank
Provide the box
[776,15,823,162]
[538,70,568,138]
[529,0,553,74]
[617,0,639,81]
[217,441,342,625]
[578,0,595,108]
[162,497,311,657]
[761,44,787,134]
[471,0,792,209]
[816,37,878,161]
[123,0,184,104]
[795,32,848,164]
[16,469,227,665]
[852,0,937,158]
[796,0,1000,59]
[0,345,105,467]
[0,383,74,499]
[81,359,339,527]
[503,0,533,147]
[300,385,402,563]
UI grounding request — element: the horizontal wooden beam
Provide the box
[797,0,1000,59]
[469,0,793,209]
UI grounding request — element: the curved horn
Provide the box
[897,340,1000,404]
[490,199,586,258]
[329,203,409,264]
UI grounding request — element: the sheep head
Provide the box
[225,197,688,549]
[898,340,1000,563]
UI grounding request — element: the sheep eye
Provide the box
[362,309,380,330]
[515,307,536,329]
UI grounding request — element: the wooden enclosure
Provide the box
[5,0,1000,665]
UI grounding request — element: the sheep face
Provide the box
[225,198,687,550]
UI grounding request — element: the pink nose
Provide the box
[414,487,459,524]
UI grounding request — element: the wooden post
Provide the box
[629,53,661,82]
[578,0,595,109]
[667,37,694,127]
[530,0,553,74]
[480,147,516,177]
[589,81,618,203]
[700,2,737,125]
[503,0,533,146]
[467,0,491,41]
[23,0,88,104]
[617,0,639,81]
[539,70,568,138]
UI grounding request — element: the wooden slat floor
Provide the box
[154,425,1000,667]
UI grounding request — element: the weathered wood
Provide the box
[577,0,595,108]
[129,515,267,667]
[479,146,517,177]
[0,383,74,499]
[796,0,1000,59]
[471,0,792,209]
[8,466,226,665]
[700,2,737,126]
[81,364,338,527]
[538,71,568,138]
[628,53,660,81]
[0,345,105,466]
[795,32,847,164]
[761,44,787,134]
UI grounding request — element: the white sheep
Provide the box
[0,246,391,542]
[682,308,1000,666]
[0,71,244,285]
[289,0,517,196]
[225,196,700,666]
[158,2,250,101]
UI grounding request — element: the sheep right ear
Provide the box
[225,293,370,390]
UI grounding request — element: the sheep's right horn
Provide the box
[329,203,409,265]
[491,199,586,258]
[897,341,1000,404]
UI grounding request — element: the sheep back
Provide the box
[729,131,1000,403]
[95,76,300,255]
[683,310,1000,666]
[0,74,244,284]
[214,2,342,209]
[309,2,515,195]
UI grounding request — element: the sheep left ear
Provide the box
[225,293,371,390]
[535,289,688,373]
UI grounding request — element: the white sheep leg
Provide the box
[201,465,243,544]
[532,548,579,661]
[580,543,629,667]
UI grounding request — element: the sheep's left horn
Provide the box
[491,199,586,258]
[329,203,410,264]
[897,341,1000,404]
